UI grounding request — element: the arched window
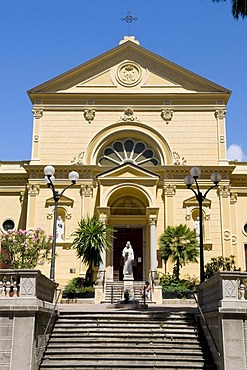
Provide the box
[98,138,160,167]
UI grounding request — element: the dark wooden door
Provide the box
[113,228,143,281]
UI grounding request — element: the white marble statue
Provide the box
[56,216,64,242]
[194,216,200,241]
[122,241,134,279]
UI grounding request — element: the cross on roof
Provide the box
[121,11,137,36]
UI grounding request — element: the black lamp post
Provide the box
[44,165,79,281]
[184,167,222,283]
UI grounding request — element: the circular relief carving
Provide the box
[116,62,142,86]
[232,235,237,245]
[223,230,231,240]
[220,135,225,143]
[242,222,247,236]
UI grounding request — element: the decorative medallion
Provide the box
[161,109,173,124]
[117,62,142,86]
[84,109,95,124]
[71,151,85,165]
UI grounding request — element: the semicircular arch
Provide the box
[85,121,173,166]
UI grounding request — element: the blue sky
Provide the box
[0,0,246,161]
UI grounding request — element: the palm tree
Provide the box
[71,216,113,285]
[159,224,199,281]
[213,0,247,19]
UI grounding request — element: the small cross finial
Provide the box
[121,11,137,36]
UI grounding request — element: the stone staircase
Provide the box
[103,281,152,303]
[40,310,216,369]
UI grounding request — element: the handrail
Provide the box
[193,292,221,357]
[36,288,62,364]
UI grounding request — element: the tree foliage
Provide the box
[0,228,52,269]
[71,216,113,285]
[213,0,247,19]
[159,224,199,281]
[204,255,241,279]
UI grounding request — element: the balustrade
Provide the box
[0,269,57,303]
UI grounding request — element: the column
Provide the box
[31,108,43,162]
[215,109,228,165]
[149,214,158,273]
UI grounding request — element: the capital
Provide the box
[32,108,43,118]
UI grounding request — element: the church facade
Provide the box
[1,36,247,287]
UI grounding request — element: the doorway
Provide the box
[113,228,143,281]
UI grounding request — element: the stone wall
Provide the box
[197,271,247,370]
[0,270,57,370]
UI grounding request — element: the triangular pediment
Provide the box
[45,195,74,207]
[97,163,159,183]
[183,196,211,208]
[28,41,231,102]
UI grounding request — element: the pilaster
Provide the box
[215,109,228,164]
[163,183,176,227]
[26,183,40,229]
[218,184,232,256]
[31,108,43,162]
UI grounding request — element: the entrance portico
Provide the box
[96,163,159,282]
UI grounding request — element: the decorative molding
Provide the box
[163,183,176,196]
[81,184,93,197]
[219,135,225,143]
[230,192,238,204]
[215,109,226,119]
[32,108,43,119]
[219,185,231,198]
[19,191,25,204]
[99,213,108,224]
[34,134,39,143]
[116,62,142,86]
[149,215,157,226]
[117,108,140,122]
[173,151,186,165]
[161,109,173,124]
[232,234,237,245]
[223,229,231,241]
[83,109,95,124]
[71,151,85,165]
[224,279,237,298]
[26,183,40,196]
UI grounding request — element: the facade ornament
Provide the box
[163,183,176,196]
[117,108,140,122]
[223,229,231,241]
[215,109,227,119]
[232,235,237,245]
[219,135,225,143]
[32,108,43,119]
[34,134,39,143]
[219,185,231,198]
[224,279,237,298]
[26,183,40,196]
[230,192,238,204]
[99,213,108,224]
[81,184,93,197]
[117,61,142,86]
[71,151,85,165]
[185,214,191,221]
[83,109,95,124]
[161,109,173,124]
[149,215,157,226]
[19,191,25,204]
[173,151,186,165]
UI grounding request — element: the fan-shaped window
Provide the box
[98,139,160,167]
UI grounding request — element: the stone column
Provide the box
[149,214,158,273]
[31,108,43,162]
[215,109,228,165]
[26,183,40,229]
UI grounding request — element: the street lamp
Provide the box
[44,165,79,281]
[184,167,222,283]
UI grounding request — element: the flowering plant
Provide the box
[0,228,52,269]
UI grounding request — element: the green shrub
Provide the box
[204,255,241,279]
[160,273,199,298]
[63,277,95,294]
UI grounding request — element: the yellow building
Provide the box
[1,36,247,287]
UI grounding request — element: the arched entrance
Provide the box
[97,163,159,282]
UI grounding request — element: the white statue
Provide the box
[122,241,134,279]
[194,217,200,241]
[56,216,64,242]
